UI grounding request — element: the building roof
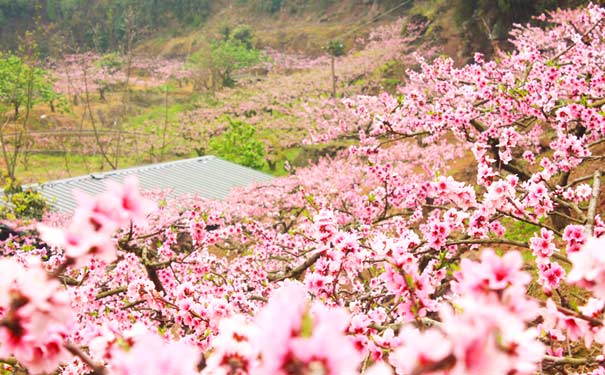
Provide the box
[33,156,274,213]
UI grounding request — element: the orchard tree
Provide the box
[189,27,263,92]
[0,53,57,118]
[210,38,262,87]
[95,52,123,101]
[326,39,345,98]
[209,117,266,169]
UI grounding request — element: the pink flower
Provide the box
[580,298,605,319]
[104,176,156,225]
[0,329,71,375]
[253,282,308,374]
[563,225,587,253]
[109,332,201,375]
[530,228,557,258]
[389,326,452,375]
[38,177,155,268]
[537,260,565,292]
[312,209,338,243]
[568,236,605,297]
[288,304,362,375]
[454,249,530,295]
[38,224,117,267]
[203,315,259,375]
[253,282,362,374]
[0,259,73,373]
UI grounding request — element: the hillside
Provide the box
[0,0,595,187]
[1,2,605,375]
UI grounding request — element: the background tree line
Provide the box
[1,0,600,58]
[0,0,212,53]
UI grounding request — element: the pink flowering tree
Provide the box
[2,4,605,375]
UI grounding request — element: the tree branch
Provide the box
[64,342,107,375]
[268,251,323,282]
[95,286,127,300]
[585,170,602,236]
[543,354,597,365]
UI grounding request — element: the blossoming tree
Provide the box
[1,4,605,375]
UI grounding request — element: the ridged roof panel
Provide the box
[32,156,274,212]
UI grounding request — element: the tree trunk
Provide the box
[331,55,336,98]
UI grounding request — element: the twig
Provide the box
[445,238,570,265]
[564,171,601,188]
[496,210,562,237]
[542,354,598,365]
[268,251,323,282]
[249,295,268,303]
[95,286,127,300]
[64,342,107,375]
[548,17,604,63]
[535,298,603,326]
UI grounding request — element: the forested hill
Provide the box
[0,0,594,58]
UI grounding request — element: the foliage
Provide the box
[326,39,345,57]
[257,0,283,14]
[0,53,58,117]
[210,38,263,86]
[0,0,212,51]
[209,117,266,169]
[189,28,263,89]
[0,179,47,220]
[95,52,123,72]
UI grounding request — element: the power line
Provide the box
[334,0,413,41]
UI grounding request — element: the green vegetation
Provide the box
[1,0,213,51]
[326,40,345,57]
[209,117,266,170]
[189,25,264,90]
[0,179,47,220]
[0,53,59,117]
[502,217,540,243]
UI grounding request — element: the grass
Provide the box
[502,217,540,243]
[125,101,190,131]
[409,0,446,21]
[16,154,141,184]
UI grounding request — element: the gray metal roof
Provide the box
[32,156,274,212]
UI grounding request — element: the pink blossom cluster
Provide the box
[50,53,191,99]
[38,176,155,267]
[0,258,73,373]
[2,4,605,375]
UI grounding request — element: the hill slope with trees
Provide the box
[0,3,604,375]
